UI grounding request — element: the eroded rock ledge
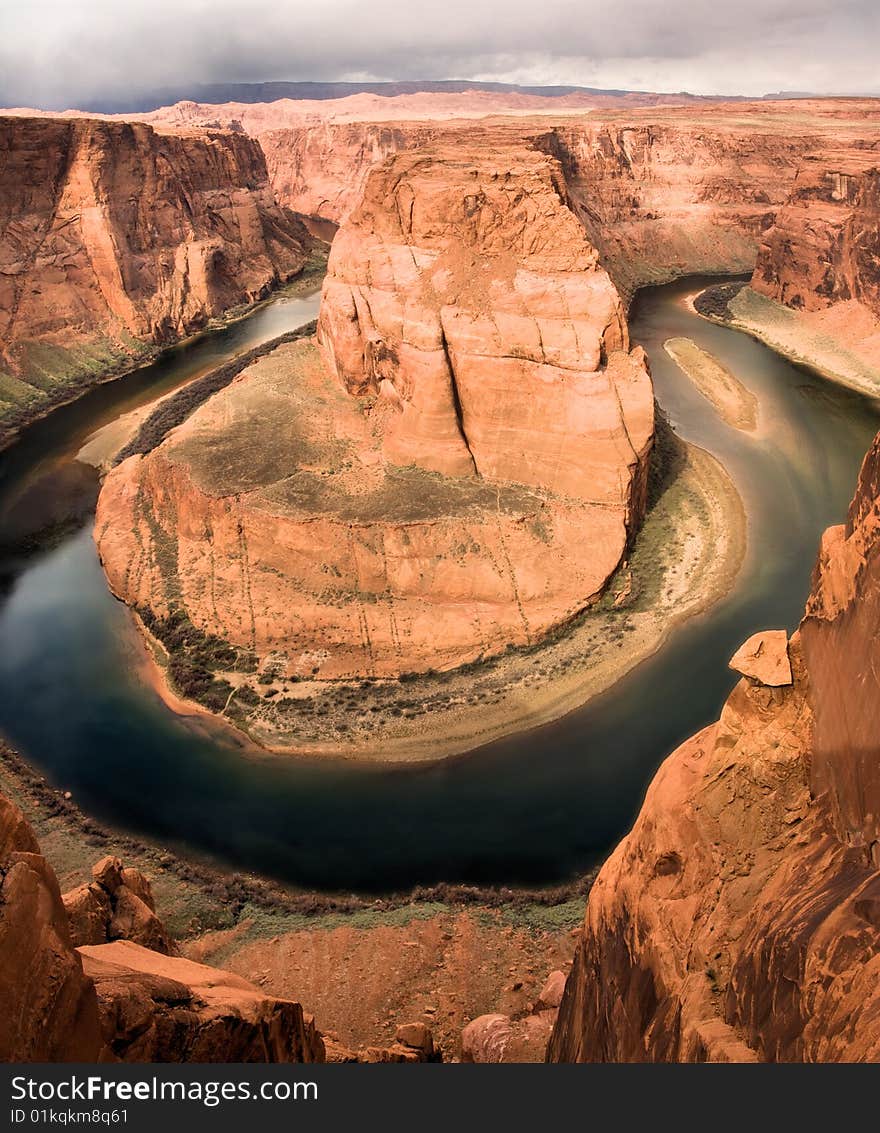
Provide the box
[548,429,880,1063]
[96,140,653,683]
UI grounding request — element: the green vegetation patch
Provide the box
[138,604,257,712]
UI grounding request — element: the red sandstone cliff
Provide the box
[0,116,311,440]
[753,155,880,319]
[95,140,653,682]
[548,430,880,1063]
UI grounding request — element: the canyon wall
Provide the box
[548,430,880,1063]
[745,153,880,382]
[0,116,311,441]
[752,154,880,318]
[261,121,441,222]
[537,119,805,299]
[96,140,653,682]
[250,103,879,305]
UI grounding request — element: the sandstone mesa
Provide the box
[95,137,653,681]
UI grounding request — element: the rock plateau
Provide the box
[96,139,653,681]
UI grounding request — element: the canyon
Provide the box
[0,116,314,446]
[94,135,654,688]
[2,89,880,1064]
[86,96,880,748]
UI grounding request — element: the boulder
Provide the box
[729,630,792,686]
[0,794,103,1061]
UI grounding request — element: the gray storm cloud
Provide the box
[0,0,876,109]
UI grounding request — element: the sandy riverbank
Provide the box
[127,422,746,764]
[693,283,880,400]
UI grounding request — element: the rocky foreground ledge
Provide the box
[0,788,450,1062]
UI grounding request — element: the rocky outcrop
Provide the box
[80,941,324,1062]
[0,792,325,1062]
[753,156,880,319]
[63,855,176,955]
[352,1022,441,1063]
[317,141,652,502]
[96,140,653,682]
[261,121,440,222]
[729,630,792,686]
[0,116,311,441]
[548,429,880,1063]
[744,155,880,379]
[0,792,103,1061]
[462,971,566,1063]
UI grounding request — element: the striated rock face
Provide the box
[261,121,440,223]
[0,116,311,439]
[753,157,880,319]
[96,141,653,681]
[746,155,880,376]
[535,119,804,300]
[317,142,652,500]
[80,941,324,1063]
[801,432,880,862]
[549,430,880,1063]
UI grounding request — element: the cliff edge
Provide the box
[549,429,880,1062]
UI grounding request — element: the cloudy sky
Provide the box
[0,0,876,110]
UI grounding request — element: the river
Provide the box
[0,276,877,893]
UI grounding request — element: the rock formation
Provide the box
[261,121,440,223]
[746,154,880,376]
[462,970,566,1063]
[0,792,325,1062]
[729,630,792,686]
[548,429,880,1063]
[0,116,312,441]
[63,854,176,955]
[0,791,104,1061]
[95,140,653,681]
[81,941,324,1062]
[753,156,880,319]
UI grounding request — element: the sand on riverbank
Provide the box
[127,425,746,764]
[76,269,327,471]
[664,336,759,431]
[695,284,880,400]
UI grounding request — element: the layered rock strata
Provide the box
[96,142,653,681]
[155,100,877,305]
[744,154,880,380]
[0,116,311,440]
[548,430,880,1063]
